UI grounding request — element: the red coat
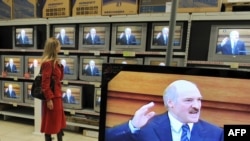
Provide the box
[40,61,66,134]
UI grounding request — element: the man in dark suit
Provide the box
[4,58,18,73]
[154,27,169,46]
[83,60,100,76]
[17,29,30,44]
[60,59,71,74]
[105,80,224,141]
[216,30,246,55]
[4,84,17,98]
[62,88,76,104]
[119,27,137,45]
[56,28,71,45]
[28,59,38,74]
[84,28,101,45]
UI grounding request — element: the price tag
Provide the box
[70,110,76,115]
[230,63,239,69]
[63,50,69,55]
[63,80,68,85]
[123,51,136,57]
[13,77,18,81]
[12,103,18,107]
[94,51,100,56]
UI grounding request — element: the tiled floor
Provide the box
[0,116,98,141]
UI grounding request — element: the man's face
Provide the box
[90,28,96,35]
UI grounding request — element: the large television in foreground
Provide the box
[1,80,24,104]
[61,84,83,110]
[99,64,250,141]
[111,23,147,52]
[208,25,250,63]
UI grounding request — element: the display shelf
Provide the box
[66,121,98,130]
[0,106,34,120]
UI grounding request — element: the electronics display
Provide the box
[79,23,111,51]
[61,84,83,110]
[24,56,41,77]
[24,82,34,104]
[109,57,143,65]
[1,55,24,77]
[94,87,101,112]
[59,55,79,80]
[208,25,250,62]
[111,23,147,52]
[1,80,24,103]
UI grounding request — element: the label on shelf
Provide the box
[70,110,76,115]
[123,51,136,57]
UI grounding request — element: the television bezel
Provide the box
[58,55,79,80]
[24,56,42,78]
[150,22,184,50]
[61,84,83,110]
[12,26,37,50]
[109,57,143,65]
[111,22,147,52]
[144,57,185,67]
[79,23,111,51]
[24,82,34,104]
[1,55,24,77]
[208,25,250,63]
[51,24,77,49]
[1,80,24,104]
[79,56,108,82]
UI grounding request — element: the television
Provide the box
[144,57,185,67]
[51,24,77,49]
[79,23,111,51]
[111,23,147,52]
[150,22,184,50]
[94,87,101,112]
[1,55,24,77]
[109,57,143,65]
[208,25,250,63]
[24,56,42,78]
[12,26,37,50]
[58,55,78,80]
[79,56,108,82]
[98,64,250,141]
[1,80,24,104]
[24,82,34,104]
[61,84,83,110]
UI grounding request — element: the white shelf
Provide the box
[66,121,99,130]
[191,12,250,21]
[0,110,34,120]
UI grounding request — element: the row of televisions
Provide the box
[0,55,185,82]
[0,80,101,111]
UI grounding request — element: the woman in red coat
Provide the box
[40,37,66,141]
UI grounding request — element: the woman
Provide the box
[40,37,66,141]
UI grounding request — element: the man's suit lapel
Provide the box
[153,113,172,141]
[190,121,205,141]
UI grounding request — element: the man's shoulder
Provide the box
[197,119,222,131]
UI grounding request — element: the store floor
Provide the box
[0,116,98,141]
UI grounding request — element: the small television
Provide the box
[51,24,77,49]
[59,55,78,80]
[24,82,34,104]
[111,23,147,52]
[79,23,111,51]
[13,26,37,50]
[144,57,185,67]
[1,80,24,103]
[109,57,143,65]
[61,84,83,110]
[1,55,24,77]
[24,56,42,78]
[99,64,250,141]
[150,22,184,50]
[94,87,101,112]
[79,56,108,82]
[208,25,250,63]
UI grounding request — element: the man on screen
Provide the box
[216,30,246,55]
[83,60,100,76]
[154,27,169,46]
[16,29,30,44]
[56,28,71,45]
[118,27,137,45]
[4,84,17,98]
[84,28,101,45]
[28,59,38,74]
[60,59,71,74]
[62,88,76,104]
[4,58,17,73]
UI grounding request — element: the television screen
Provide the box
[61,85,83,110]
[109,57,143,65]
[150,22,183,50]
[144,57,185,67]
[208,25,250,62]
[79,23,111,51]
[13,26,37,50]
[24,82,34,104]
[111,23,147,52]
[1,80,24,103]
[1,55,24,77]
[59,55,78,80]
[99,64,250,141]
[51,24,76,49]
[79,56,108,82]
[24,56,42,77]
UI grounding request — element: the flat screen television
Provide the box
[79,23,111,51]
[13,26,37,50]
[24,56,42,78]
[98,64,250,141]
[51,24,77,49]
[208,25,250,63]
[79,56,108,82]
[59,55,78,80]
[1,80,24,104]
[24,82,34,104]
[109,57,143,65]
[144,57,185,67]
[150,22,184,50]
[1,55,24,77]
[61,84,83,110]
[111,23,147,52]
